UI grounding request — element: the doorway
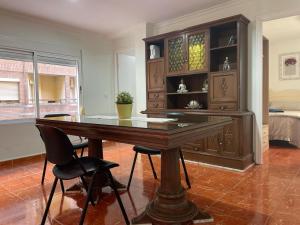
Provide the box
[115,51,137,116]
[262,16,300,149]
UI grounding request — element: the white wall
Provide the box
[269,38,300,90]
[0,10,115,161]
[267,38,300,110]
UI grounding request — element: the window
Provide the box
[0,79,20,102]
[0,49,80,121]
[36,55,79,117]
[0,50,35,120]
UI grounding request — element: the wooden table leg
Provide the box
[88,138,103,158]
[87,138,104,199]
[132,147,213,225]
[88,138,126,191]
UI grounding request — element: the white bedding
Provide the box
[269,111,300,147]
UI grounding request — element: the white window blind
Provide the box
[0,49,33,62]
[0,80,19,101]
[37,55,77,67]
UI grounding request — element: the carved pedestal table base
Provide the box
[132,148,213,225]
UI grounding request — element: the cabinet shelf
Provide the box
[166,72,208,78]
[167,108,207,111]
[210,44,237,51]
[146,57,164,62]
[211,69,237,74]
[167,91,208,95]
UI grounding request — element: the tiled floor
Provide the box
[0,143,300,225]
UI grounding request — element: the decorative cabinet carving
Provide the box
[206,128,223,154]
[209,71,238,110]
[166,30,209,75]
[148,101,164,109]
[147,58,165,92]
[221,118,239,157]
[148,92,165,101]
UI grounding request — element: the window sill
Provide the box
[0,118,35,125]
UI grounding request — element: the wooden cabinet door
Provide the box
[186,30,209,73]
[209,71,238,104]
[221,118,239,157]
[206,128,223,154]
[147,58,165,92]
[165,34,186,75]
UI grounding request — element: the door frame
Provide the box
[114,49,137,114]
[254,9,300,164]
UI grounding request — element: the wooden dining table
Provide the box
[36,113,231,225]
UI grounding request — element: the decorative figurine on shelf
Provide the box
[223,57,231,71]
[202,79,208,91]
[185,100,202,109]
[150,45,160,59]
[177,78,188,93]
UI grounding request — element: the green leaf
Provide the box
[116,91,133,104]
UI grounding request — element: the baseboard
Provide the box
[0,141,117,167]
[182,151,254,170]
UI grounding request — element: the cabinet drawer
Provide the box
[148,101,164,109]
[148,92,165,101]
[184,144,205,152]
[209,103,237,111]
[184,138,206,152]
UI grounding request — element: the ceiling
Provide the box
[263,16,300,41]
[0,0,230,37]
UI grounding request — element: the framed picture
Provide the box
[279,53,300,80]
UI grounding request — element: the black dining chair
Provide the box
[36,124,130,225]
[127,145,191,190]
[41,113,88,191]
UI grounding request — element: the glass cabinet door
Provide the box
[187,30,209,73]
[166,35,186,75]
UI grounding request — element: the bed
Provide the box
[269,111,300,147]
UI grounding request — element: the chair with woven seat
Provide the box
[127,145,191,190]
[36,124,130,225]
[41,114,88,190]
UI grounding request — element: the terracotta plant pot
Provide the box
[116,104,132,119]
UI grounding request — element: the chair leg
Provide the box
[148,154,158,180]
[80,176,95,206]
[41,156,48,185]
[127,152,138,190]
[80,147,84,157]
[40,177,58,225]
[79,173,96,225]
[59,179,65,193]
[108,171,130,225]
[179,150,191,189]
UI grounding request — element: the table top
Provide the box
[36,113,231,149]
[37,114,231,133]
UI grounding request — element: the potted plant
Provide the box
[116,91,133,119]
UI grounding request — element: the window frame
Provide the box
[0,48,82,124]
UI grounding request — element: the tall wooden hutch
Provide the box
[143,15,253,170]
